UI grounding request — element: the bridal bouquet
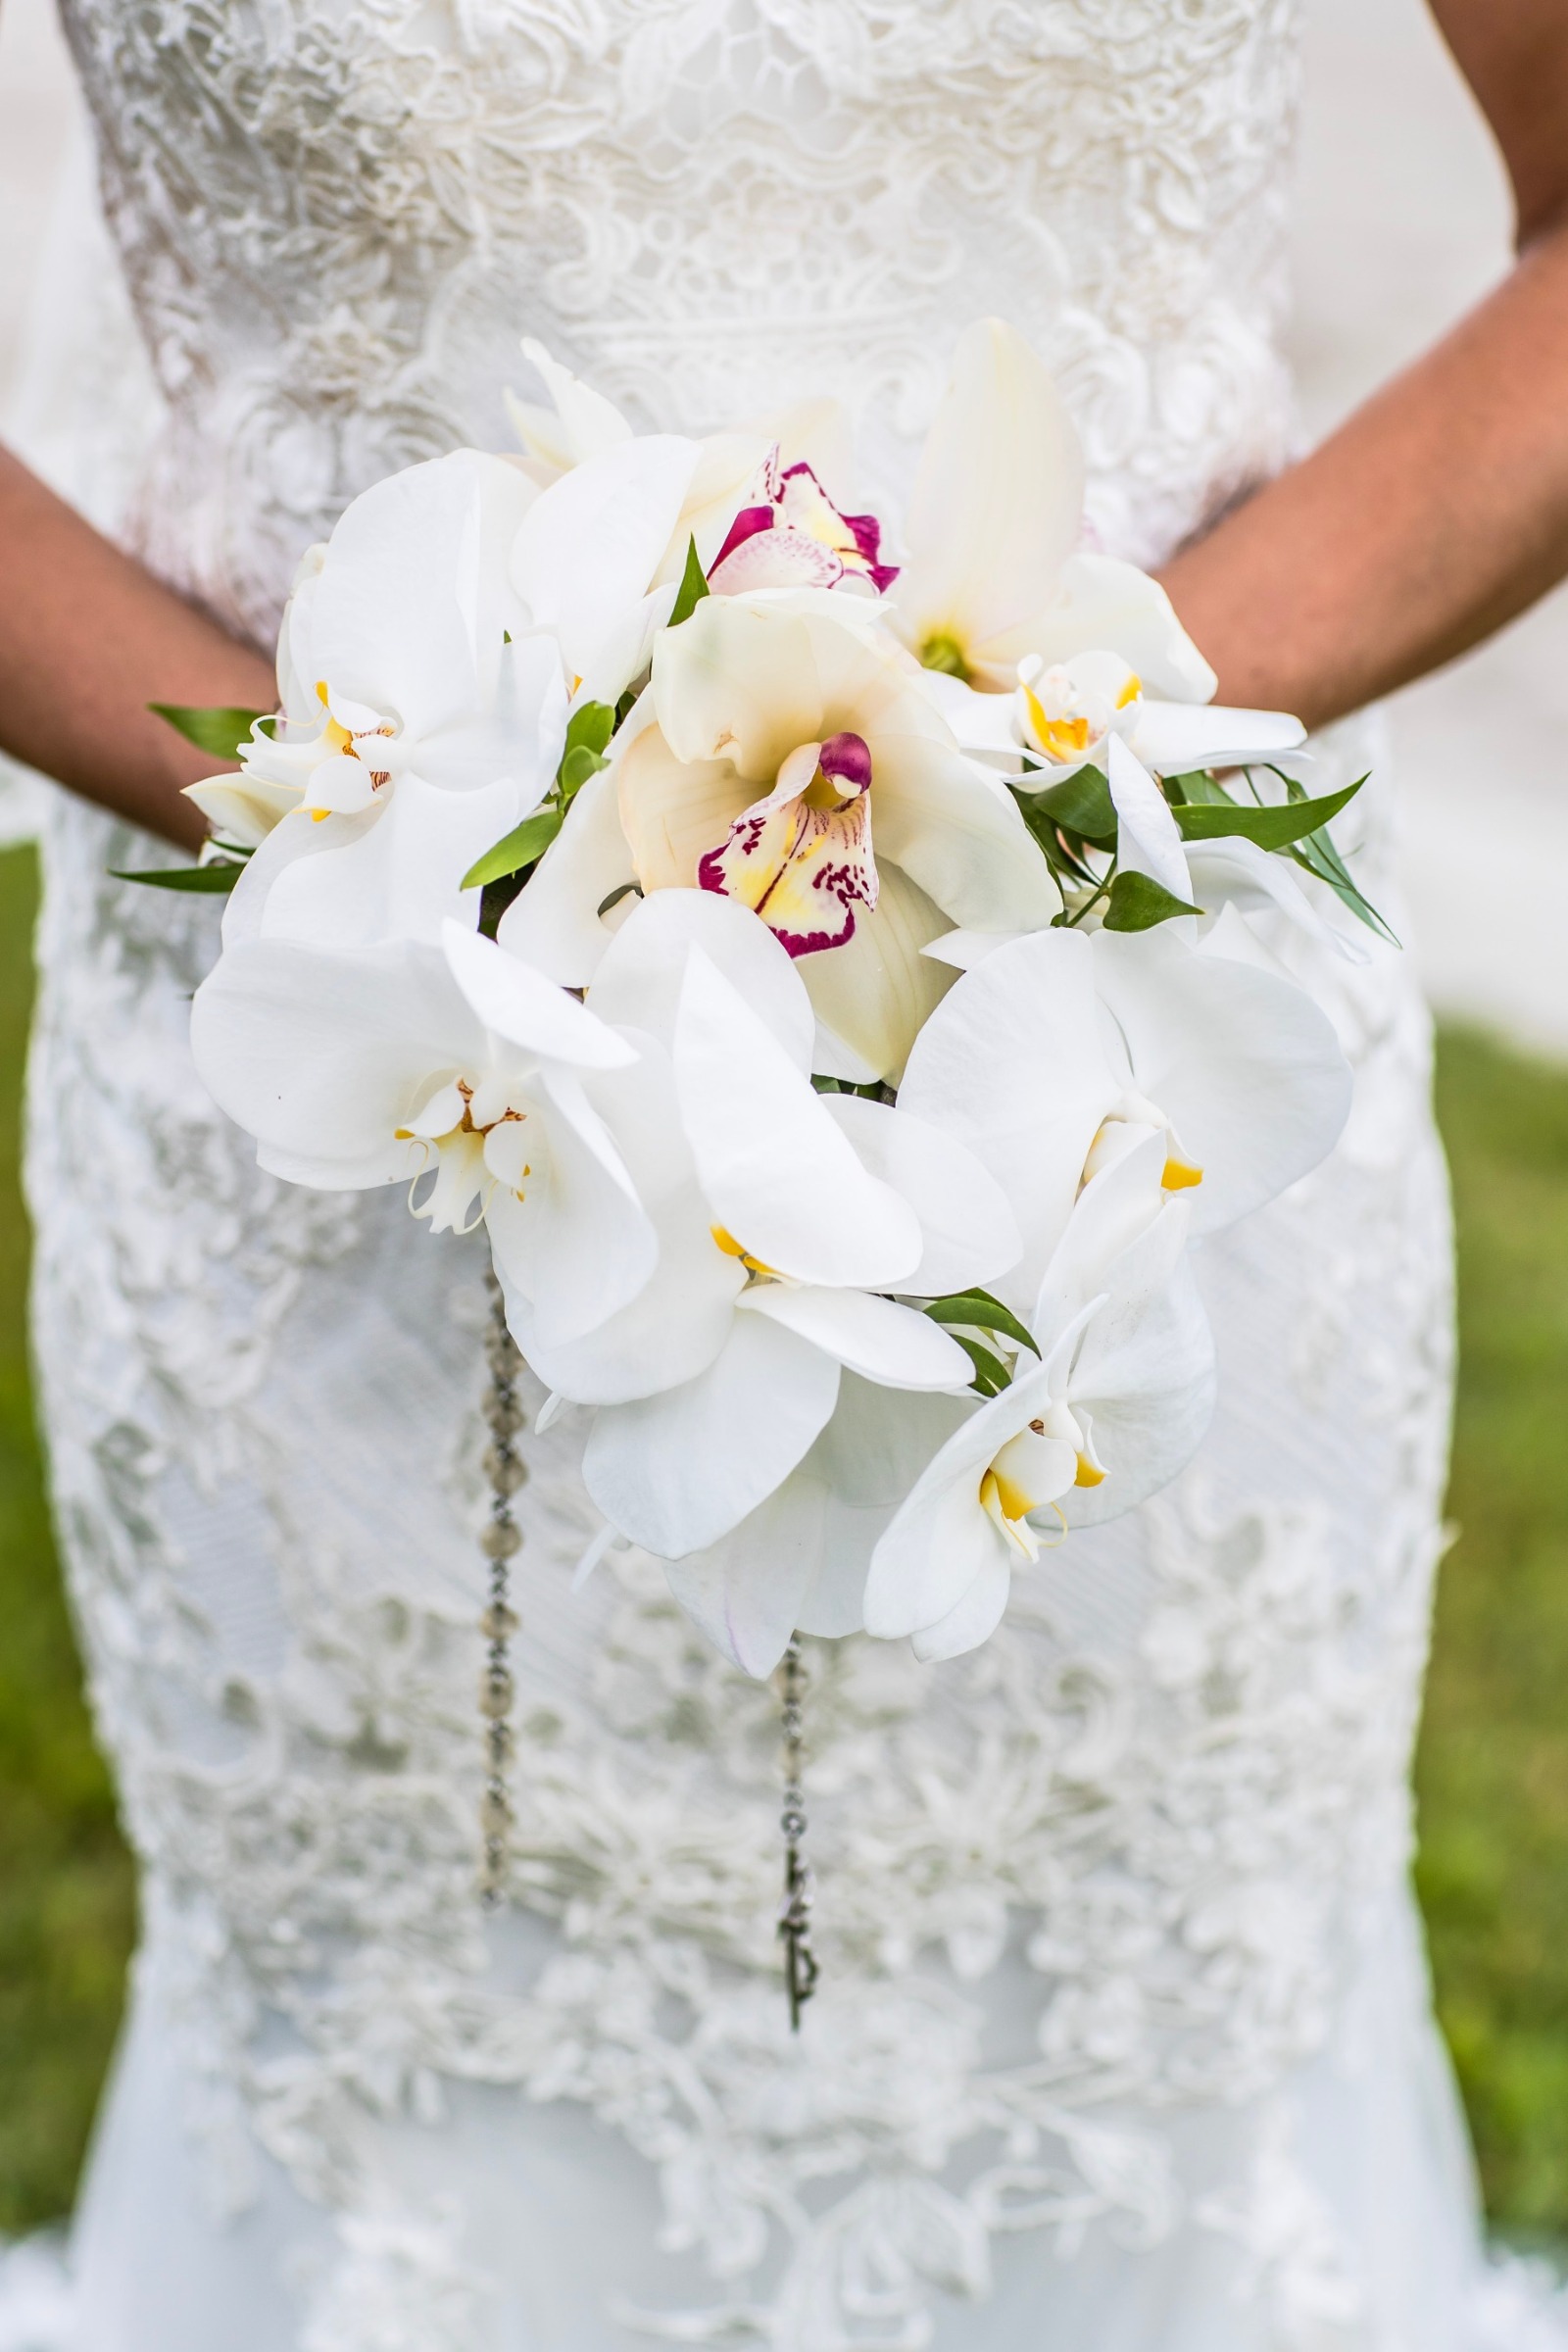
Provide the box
[139,319,1381,1969]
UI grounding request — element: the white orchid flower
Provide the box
[885,318,1304,783]
[200,451,568,952]
[863,1133,1215,1662]
[898,906,1351,1316]
[514,890,1019,1565]
[502,592,1060,1081]
[189,918,659,1348]
[507,431,705,709]
[651,1378,971,1677]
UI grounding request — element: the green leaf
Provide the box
[148,703,269,762]
[597,881,643,918]
[559,742,607,798]
[1288,832,1401,946]
[460,807,564,892]
[924,1289,1040,1357]
[1171,777,1363,851]
[950,1332,1013,1396]
[111,861,244,894]
[667,536,710,629]
[1021,766,1118,844]
[1101,870,1203,932]
[1161,768,1233,807]
[564,699,615,761]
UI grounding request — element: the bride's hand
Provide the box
[1158,0,1568,732]
[0,444,276,850]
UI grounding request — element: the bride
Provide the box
[2,2,1566,2346]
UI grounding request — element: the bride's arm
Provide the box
[0,446,275,849]
[1159,0,1568,731]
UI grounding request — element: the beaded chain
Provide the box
[478,1267,526,1905]
[777,1637,819,2030]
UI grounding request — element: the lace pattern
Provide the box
[23,1,1475,2342]
[58,0,1299,642]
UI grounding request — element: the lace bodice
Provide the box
[22,4,1461,2346]
[59,0,1298,638]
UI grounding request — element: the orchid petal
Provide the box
[662,1476,826,1678]
[184,772,302,848]
[1106,736,1195,905]
[482,1077,657,1349]
[871,742,1061,933]
[1091,922,1352,1234]
[582,1310,840,1557]
[898,318,1084,662]
[996,553,1218,704]
[897,927,1116,1310]
[254,772,524,949]
[190,937,481,1175]
[822,1095,1022,1297]
[510,435,701,684]
[909,1547,1013,1663]
[1128,700,1306,774]
[511,338,632,468]
[587,887,815,1066]
[1184,839,1367,961]
[1055,1238,1215,1531]
[673,950,923,1288]
[441,920,636,1069]
[796,859,956,1085]
[736,1284,972,1390]
[615,721,752,893]
[498,764,639,987]
[309,451,535,742]
[502,1031,742,1401]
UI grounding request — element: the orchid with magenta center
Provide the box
[504,590,1060,1080]
[696,729,876,956]
[706,449,898,597]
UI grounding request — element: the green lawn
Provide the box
[0,844,1564,2242]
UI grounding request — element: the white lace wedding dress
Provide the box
[4,3,1565,2347]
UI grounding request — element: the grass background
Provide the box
[0,848,1564,2241]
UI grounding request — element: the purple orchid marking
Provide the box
[696,730,879,957]
[704,455,900,596]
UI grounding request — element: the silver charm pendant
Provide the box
[777,1637,819,2029]
[478,1266,525,1905]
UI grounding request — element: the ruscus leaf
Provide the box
[1171,778,1363,851]
[1101,870,1203,932]
[461,808,564,892]
[667,536,710,629]
[924,1290,1041,1357]
[112,862,245,894]
[148,703,269,762]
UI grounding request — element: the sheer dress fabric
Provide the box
[6,0,1565,2345]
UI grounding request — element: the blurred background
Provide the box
[1,0,1566,2258]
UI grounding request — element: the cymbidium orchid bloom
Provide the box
[862,1134,1215,1662]
[196,451,568,952]
[505,337,864,594]
[705,445,898,597]
[189,919,659,1350]
[885,317,1306,780]
[898,903,1351,1315]
[502,593,1061,1080]
[511,890,1020,1569]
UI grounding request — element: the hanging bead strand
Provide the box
[777,1637,819,2030]
[478,1265,526,1906]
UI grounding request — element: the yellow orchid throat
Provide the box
[710,1225,779,1280]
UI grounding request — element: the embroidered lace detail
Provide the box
[59,0,1298,643]
[22,3,1473,2343]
